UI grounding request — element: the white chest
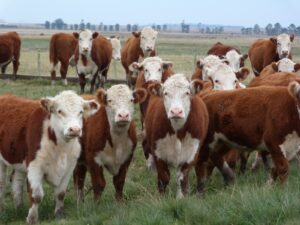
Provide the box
[155,133,200,168]
[77,55,97,75]
[94,136,133,175]
[279,131,300,161]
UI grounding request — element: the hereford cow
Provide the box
[144,74,208,198]
[121,27,157,87]
[74,85,147,202]
[107,36,121,60]
[196,83,300,193]
[74,29,112,93]
[249,33,295,76]
[0,32,21,80]
[207,42,248,72]
[0,91,99,224]
[259,58,300,77]
[49,33,77,85]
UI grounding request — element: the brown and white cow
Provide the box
[74,29,112,93]
[248,33,295,76]
[0,91,99,224]
[0,32,21,80]
[73,85,146,202]
[259,58,300,77]
[207,42,248,72]
[49,33,77,85]
[196,83,300,193]
[121,27,157,87]
[144,74,208,198]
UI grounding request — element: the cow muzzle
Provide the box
[280,51,289,58]
[115,112,131,127]
[169,108,184,119]
[66,126,81,138]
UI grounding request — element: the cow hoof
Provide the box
[26,214,38,225]
[62,79,68,86]
[55,207,64,220]
[146,155,156,172]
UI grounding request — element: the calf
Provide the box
[121,27,157,87]
[260,58,300,77]
[144,74,208,198]
[74,29,112,93]
[249,33,295,76]
[0,32,21,79]
[49,33,77,85]
[0,91,99,224]
[74,85,147,201]
[207,42,248,72]
[196,83,300,192]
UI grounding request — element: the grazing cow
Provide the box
[74,85,147,201]
[259,58,300,77]
[74,29,112,93]
[0,32,21,79]
[49,33,77,85]
[107,36,121,60]
[0,91,99,224]
[144,74,208,198]
[249,33,295,76]
[207,42,248,72]
[196,83,300,193]
[121,27,158,87]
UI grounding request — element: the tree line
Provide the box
[242,23,300,35]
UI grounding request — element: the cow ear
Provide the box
[133,88,147,104]
[129,62,142,71]
[96,89,107,105]
[271,62,278,71]
[92,32,99,39]
[162,62,173,71]
[290,33,295,42]
[294,63,300,72]
[196,60,203,69]
[82,100,100,118]
[148,82,163,96]
[242,54,248,60]
[235,68,250,81]
[132,32,141,38]
[40,97,55,113]
[288,81,300,100]
[270,37,277,44]
[190,80,203,95]
[73,32,79,39]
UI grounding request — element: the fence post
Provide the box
[37,49,41,77]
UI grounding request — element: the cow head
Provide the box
[270,33,295,59]
[148,74,202,130]
[271,58,300,73]
[223,50,248,72]
[108,36,121,60]
[96,85,146,131]
[137,27,158,54]
[205,64,249,90]
[129,56,173,82]
[73,29,98,56]
[197,55,228,80]
[41,90,99,141]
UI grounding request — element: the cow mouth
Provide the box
[116,121,130,127]
[170,116,184,120]
[65,133,80,139]
[280,53,288,59]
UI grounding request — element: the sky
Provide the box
[1,0,299,27]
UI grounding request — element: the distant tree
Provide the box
[70,24,74,30]
[45,21,50,29]
[126,24,131,32]
[109,25,114,31]
[156,25,161,31]
[241,28,245,34]
[98,22,103,31]
[51,22,56,29]
[152,25,156,30]
[205,27,210,34]
[115,24,120,31]
[273,22,282,35]
[80,20,85,30]
[86,22,91,30]
[74,24,79,30]
[132,24,138,32]
[253,24,261,34]
[163,24,167,32]
[63,23,68,30]
[54,18,65,30]
[288,24,296,33]
[103,25,108,31]
[265,23,273,35]
[91,25,96,30]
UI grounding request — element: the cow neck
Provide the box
[80,54,88,66]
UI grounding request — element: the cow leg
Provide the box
[78,74,86,94]
[12,169,26,209]
[176,163,191,199]
[113,156,132,201]
[12,60,19,80]
[0,160,7,208]
[90,73,97,93]
[195,144,210,194]
[99,70,108,88]
[126,73,132,88]
[50,62,58,85]
[239,152,249,174]
[60,61,68,86]
[73,163,87,203]
[1,64,8,74]
[89,161,106,202]
[155,158,170,194]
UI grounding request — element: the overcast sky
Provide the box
[1,0,299,27]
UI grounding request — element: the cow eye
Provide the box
[185,91,190,95]
[79,38,82,41]
[158,68,161,72]
[145,69,148,73]
[90,38,92,41]
[57,109,63,115]
[152,37,155,40]
[79,110,83,115]
[234,80,238,83]
[107,99,112,103]
[130,99,134,102]
[215,80,219,83]
[142,36,145,39]
[164,92,168,96]
[277,43,281,46]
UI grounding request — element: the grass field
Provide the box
[1,33,300,225]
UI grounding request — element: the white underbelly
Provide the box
[77,59,98,76]
[0,153,26,172]
[280,131,300,160]
[155,133,200,168]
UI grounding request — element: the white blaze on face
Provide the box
[276,33,292,58]
[140,27,158,53]
[199,55,224,80]
[110,37,121,60]
[78,29,93,55]
[105,85,135,128]
[206,64,238,90]
[161,74,192,130]
[277,58,296,72]
[43,91,99,141]
[225,50,243,72]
